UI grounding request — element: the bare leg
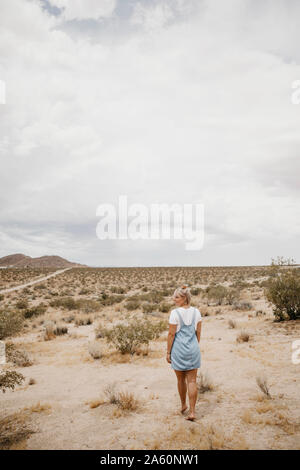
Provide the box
[174,370,187,413]
[185,369,198,421]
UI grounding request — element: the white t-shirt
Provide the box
[169,306,202,333]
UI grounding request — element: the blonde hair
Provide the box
[173,285,191,305]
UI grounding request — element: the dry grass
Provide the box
[146,422,249,450]
[256,375,271,398]
[86,398,106,409]
[236,330,250,343]
[228,319,236,329]
[197,372,215,394]
[103,383,140,411]
[26,402,52,414]
[117,391,140,411]
[88,341,102,359]
[0,411,34,450]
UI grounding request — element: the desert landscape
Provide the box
[0,260,299,450]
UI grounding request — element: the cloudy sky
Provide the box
[0,0,299,267]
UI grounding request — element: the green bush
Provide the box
[102,318,167,354]
[265,271,300,321]
[0,310,24,340]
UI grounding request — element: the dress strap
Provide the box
[176,309,184,327]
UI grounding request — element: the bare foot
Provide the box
[181,405,187,414]
[181,404,188,414]
[185,414,195,421]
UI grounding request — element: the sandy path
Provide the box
[0,267,72,294]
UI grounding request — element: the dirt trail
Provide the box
[0,267,72,294]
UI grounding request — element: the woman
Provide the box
[166,285,202,421]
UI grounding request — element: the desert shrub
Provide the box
[142,303,157,314]
[0,295,4,302]
[50,297,100,313]
[50,297,77,310]
[43,320,55,341]
[159,302,172,313]
[88,342,102,359]
[256,376,271,399]
[191,287,202,296]
[126,291,165,304]
[103,383,139,411]
[124,300,141,311]
[0,411,33,449]
[78,288,90,295]
[207,285,227,305]
[76,299,101,313]
[0,370,24,393]
[6,343,33,367]
[255,310,266,317]
[110,286,127,294]
[197,372,214,394]
[75,316,93,326]
[151,320,168,338]
[236,331,250,343]
[117,391,139,411]
[54,326,68,336]
[63,314,75,323]
[99,294,125,306]
[102,318,166,354]
[265,271,300,321]
[104,383,119,404]
[226,288,240,305]
[0,310,24,340]
[15,299,29,310]
[24,303,47,319]
[232,301,253,311]
[228,319,236,329]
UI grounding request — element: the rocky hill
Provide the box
[0,253,85,268]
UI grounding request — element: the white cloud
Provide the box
[49,0,116,20]
[0,0,299,265]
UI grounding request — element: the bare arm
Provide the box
[166,324,177,363]
[196,321,202,343]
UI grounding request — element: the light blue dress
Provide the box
[170,307,201,371]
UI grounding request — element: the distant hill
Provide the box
[0,253,85,268]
